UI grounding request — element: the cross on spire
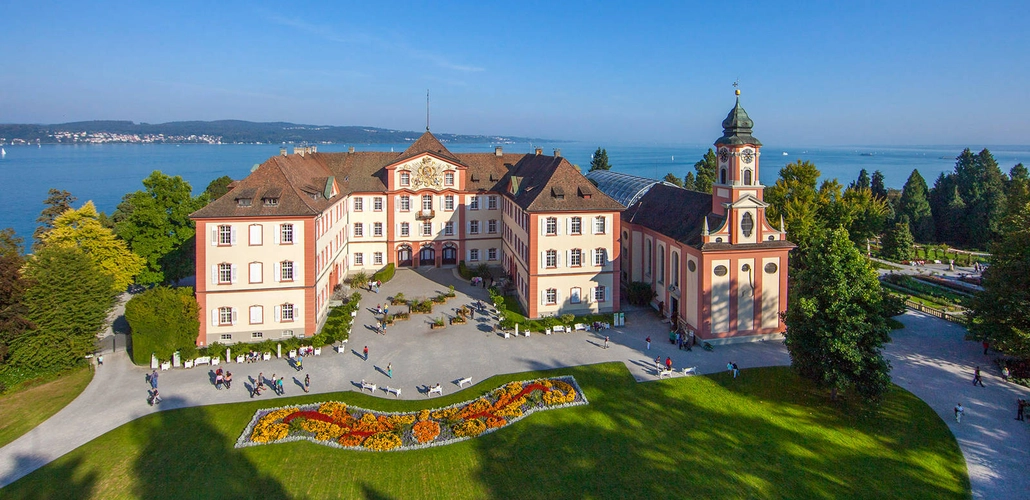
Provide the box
[426,89,430,131]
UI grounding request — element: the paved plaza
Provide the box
[0,268,1027,498]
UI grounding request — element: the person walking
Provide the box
[604,336,609,349]
[645,337,651,350]
[97,354,103,366]
[270,373,277,395]
[363,346,369,360]
[150,370,158,390]
[727,362,733,374]
[732,362,739,379]
[973,366,985,387]
[376,320,382,334]
[654,356,661,372]
[1016,399,1026,421]
[665,357,673,371]
[983,341,989,355]
[296,355,304,371]
[277,376,285,395]
[954,402,964,422]
[304,374,310,393]
[387,363,393,378]
[225,372,233,389]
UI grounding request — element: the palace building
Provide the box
[589,90,793,340]
[190,91,791,346]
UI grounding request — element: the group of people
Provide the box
[146,370,162,405]
[367,279,383,293]
[214,368,233,389]
[655,356,673,373]
[671,330,695,351]
[252,372,286,397]
[726,361,739,378]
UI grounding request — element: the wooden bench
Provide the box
[682,366,698,376]
[457,377,473,388]
[658,369,674,379]
[360,381,377,393]
[428,385,443,397]
[384,386,401,397]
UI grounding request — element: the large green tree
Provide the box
[928,173,966,244]
[662,173,683,187]
[589,148,612,172]
[682,172,697,191]
[954,148,1007,246]
[880,219,915,261]
[10,246,116,371]
[115,171,206,285]
[898,169,935,242]
[44,201,145,293]
[850,169,871,191]
[870,170,887,199]
[968,201,1030,356]
[204,175,234,201]
[0,230,32,364]
[1006,163,1029,218]
[33,189,76,251]
[693,148,718,193]
[764,160,822,249]
[783,228,893,403]
[840,187,890,244]
[125,286,200,364]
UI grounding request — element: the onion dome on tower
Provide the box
[715,89,762,147]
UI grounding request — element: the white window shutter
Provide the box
[566,218,571,234]
[211,309,218,326]
[210,226,217,246]
[274,226,280,244]
[591,249,597,266]
[230,226,237,245]
[231,308,237,325]
[274,263,281,282]
[294,304,300,320]
[588,287,595,303]
[540,289,545,305]
[274,305,280,323]
[557,290,563,303]
[605,286,610,302]
[556,252,562,268]
[566,250,571,266]
[556,219,562,236]
[230,264,237,283]
[394,196,400,212]
[540,220,545,236]
[540,251,546,270]
[210,265,217,284]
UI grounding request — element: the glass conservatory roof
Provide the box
[584,170,674,208]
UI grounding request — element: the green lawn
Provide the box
[3,364,969,499]
[0,366,94,449]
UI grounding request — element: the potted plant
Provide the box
[431,316,446,329]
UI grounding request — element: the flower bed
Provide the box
[235,376,587,451]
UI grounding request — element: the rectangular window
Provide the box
[400,172,410,186]
[281,330,294,337]
[400,196,411,211]
[218,263,232,284]
[445,172,455,186]
[570,249,582,267]
[373,252,383,265]
[281,303,295,321]
[570,287,582,304]
[488,248,497,260]
[249,305,263,324]
[354,197,363,211]
[373,197,383,211]
[546,288,557,305]
[373,222,383,237]
[249,262,262,283]
[571,217,582,235]
[488,195,498,210]
[220,334,232,341]
[594,216,606,234]
[444,195,454,211]
[546,250,557,268]
[545,217,557,235]
[422,195,434,211]
[470,220,479,234]
[281,261,294,281]
[248,224,262,245]
[219,307,233,325]
[353,223,363,237]
[218,225,232,245]
[422,221,433,236]
[355,253,364,265]
[470,249,480,261]
[595,286,606,302]
[488,219,498,234]
[252,332,263,339]
[594,249,606,267]
[280,224,294,244]
[469,196,480,210]
[400,222,410,237]
[445,221,454,236]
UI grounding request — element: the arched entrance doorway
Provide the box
[442,243,457,266]
[397,245,412,267]
[418,244,436,267]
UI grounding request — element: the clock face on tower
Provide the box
[719,148,729,163]
[741,148,755,164]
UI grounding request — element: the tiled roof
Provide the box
[622,184,718,248]
[503,155,625,213]
[396,131,464,165]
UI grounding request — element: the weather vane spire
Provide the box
[733,78,740,96]
[426,89,430,131]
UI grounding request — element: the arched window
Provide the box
[741,212,754,237]
[645,239,652,277]
[671,251,680,287]
[720,168,727,184]
[658,246,665,284]
[744,169,752,185]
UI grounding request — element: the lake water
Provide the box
[1,141,1027,247]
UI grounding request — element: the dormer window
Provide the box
[400,172,410,187]
[237,198,252,207]
[551,187,565,200]
[262,197,278,207]
[578,185,593,199]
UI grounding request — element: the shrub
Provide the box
[125,286,200,365]
[626,281,656,306]
[432,316,446,327]
[391,293,406,305]
[372,264,395,283]
[349,271,369,289]
[475,263,492,279]
[410,299,433,314]
[446,285,456,297]
[458,260,472,280]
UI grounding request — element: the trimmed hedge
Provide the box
[373,263,395,283]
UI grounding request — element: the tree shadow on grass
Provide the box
[1,454,97,499]
[472,364,969,499]
[130,396,289,500]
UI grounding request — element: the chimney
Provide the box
[535,147,543,155]
[309,145,317,153]
[280,147,287,156]
[494,146,503,157]
[294,146,305,157]
[348,146,355,153]
[553,148,561,157]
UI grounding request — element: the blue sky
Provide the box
[1,1,1027,145]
